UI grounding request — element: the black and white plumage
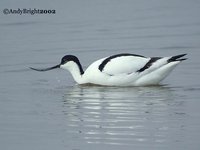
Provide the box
[30,53,187,86]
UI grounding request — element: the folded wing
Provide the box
[99,54,150,75]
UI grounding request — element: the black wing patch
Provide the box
[137,57,161,73]
[99,53,146,72]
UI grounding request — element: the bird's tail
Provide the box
[168,54,187,62]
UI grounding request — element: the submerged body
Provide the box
[30,53,187,86]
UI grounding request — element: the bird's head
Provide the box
[30,55,84,74]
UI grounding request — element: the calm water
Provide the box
[1,0,200,150]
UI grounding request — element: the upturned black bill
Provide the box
[30,64,60,71]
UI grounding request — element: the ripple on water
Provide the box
[61,85,186,148]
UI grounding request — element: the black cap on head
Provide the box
[61,55,79,65]
[60,55,84,75]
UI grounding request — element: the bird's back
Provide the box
[83,53,186,86]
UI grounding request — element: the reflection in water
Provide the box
[62,85,186,147]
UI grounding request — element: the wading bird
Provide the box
[30,53,187,86]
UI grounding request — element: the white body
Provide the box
[60,55,181,86]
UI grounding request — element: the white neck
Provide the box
[60,61,86,84]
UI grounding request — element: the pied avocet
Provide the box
[30,53,187,86]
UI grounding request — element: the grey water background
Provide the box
[0,0,200,150]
